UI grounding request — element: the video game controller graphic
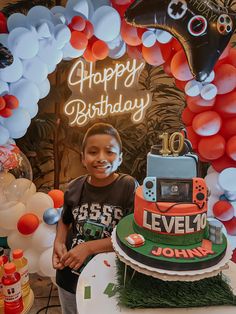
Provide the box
[125,0,236,82]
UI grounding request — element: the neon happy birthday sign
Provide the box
[64,59,151,127]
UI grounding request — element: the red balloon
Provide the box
[213,200,234,221]
[3,94,19,109]
[186,95,215,113]
[82,20,94,39]
[112,0,133,4]
[192,111,222,136]
[171,38,182,53]
[83,47,97,63]
[17,213,40,235]
[185,126,200,149]
[214,91,236,118]
[0,12,8,33]
[126,44,143,60]
[198,134,225,160]
[111,2,131,17]
[142,42,167,66]
[228,47,236,68]
[231,249,236,263]
[0,96,6,110]
[0,107,12,118]
[226,135,236,161]
[48,189,64,208]
[211,154,236,172]
[181,107,196,126]
[163,59,173,77]
[120,19,142,46]
[170,50,193,81]
[70,16,86,31]
[92,40,109,60]
[70,31,88,50]
[220,117,236,139]
[175,79,187,91]
[213,64,236,95]
[222,217,236,236]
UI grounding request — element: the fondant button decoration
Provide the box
[126,233,145,247]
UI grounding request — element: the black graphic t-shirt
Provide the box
[56,173,137,293]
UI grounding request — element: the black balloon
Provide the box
[125,0,236,82]
[0,43,13,69]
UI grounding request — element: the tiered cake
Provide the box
[114,133,229,275]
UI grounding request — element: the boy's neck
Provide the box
[87,173,119,187]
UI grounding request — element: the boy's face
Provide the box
[81,134,122,184]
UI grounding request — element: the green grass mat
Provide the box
[116,260,236,308]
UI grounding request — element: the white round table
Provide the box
[76,252,236,314]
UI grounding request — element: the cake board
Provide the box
[111,228,233,282]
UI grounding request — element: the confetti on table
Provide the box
[103,260,111,267]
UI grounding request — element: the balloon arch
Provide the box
[0,0,236,275]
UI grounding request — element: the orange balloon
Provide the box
[170,50,193,81]
[0,96,6,110]
[92,40,109,60]
[70,31,88,50]
[126,44,143,60]
[70,16,86,31]
[83,47,97,63]
[82,20,94,39]
[181,107,196,126]
[213,200,234,221]
[213,64,236,95]
[185,126,200,149]
[212,154,236,172]
[215,91,236,118]
[17,213,40,235]
[192,111,222,136]
[220,117,236,139]
[120,19,142,46]
[226,135,236,161]
[142,42,166,66]
[4,94,19,109]
[175,79,187,91]
[48,189,64,208]
[198,134,225,160]
[186,95,215,113]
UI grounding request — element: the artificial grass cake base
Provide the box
[116,260,236,308]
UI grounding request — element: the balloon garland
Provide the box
[0,0,236,273]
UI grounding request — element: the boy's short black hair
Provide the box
[81,123,122,152]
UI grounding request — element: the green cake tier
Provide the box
[116,214,227,271]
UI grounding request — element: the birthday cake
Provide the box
[114,133,228,273]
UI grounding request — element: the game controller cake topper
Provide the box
[125,0,236,82]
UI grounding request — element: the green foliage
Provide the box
[116,260,236,308]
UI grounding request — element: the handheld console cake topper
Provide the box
[124,0,236,82]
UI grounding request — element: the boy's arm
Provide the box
[61,237,113,270]
[52,219,70,270]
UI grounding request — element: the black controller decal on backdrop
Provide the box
[0,43,13,69]
[125,0,236,82]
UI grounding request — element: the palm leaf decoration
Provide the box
[2,0,55,16]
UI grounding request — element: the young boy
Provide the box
[53,122,138,314]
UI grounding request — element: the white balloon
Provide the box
[0,172,15,189]
[227,234,236,250]
[36,22,52,39]
[54,24,71,49]
[0,201,26,230]
[0,34,9,47]
[8,27,39,59]
[39,247,56,277]
[24,248,40,273]
[218,168,236,192]
[0,80,9,95]
[51,6,66,15]
[7,13,30,31]
[205,172,224,196]
[7,231,32,250]
[92,6,121,42]
[22,56,48,83]
[31,223,56,251]
[10,128,28,139]
[9,78,40,109]
[66,0,89,18]
[36,78,50,99]
[185,80,202,97]
[26,192,54,219]
[109,41,126,59]
[200,84,218,101]
[142,31,156,48]
[90,0,110,10]
[62,42,85,59]
[0,56,23,83]
[51,6,67,24]
[27,6,53,25]
[155,29,172,43]
[4,178,36,203]
[37,38,63,68]
[4,108,31,135]
[0,125,10,145]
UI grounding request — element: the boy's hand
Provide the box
[52,241,68,270]
[60,242,92,270]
